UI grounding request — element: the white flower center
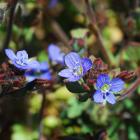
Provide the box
[101,84,110,93]
[73,65,83,76]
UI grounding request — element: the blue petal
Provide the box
[93,90,104,103]
[110,78,125,93]
[48,0,58,8]
[41,72,51,80]
[96,74,111,89]
[58,69,73,78]
[16,50,28,62]
[106,93,116,104]
[57,52,65,64]
[68,75,81,82]
[28,60,40,69]
[39,72,51,80]
[5,49,16,61]
[39,62,49,71]
[65,52,81,68]
[12,61,29,70]
[25,70,51,81]
[25,74,36,82]
[81,58,92,74]
[58,68,81,81]
[48,44,64,64]
[27,61,49,71]
[48,44,60,58]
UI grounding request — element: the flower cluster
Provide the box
[4,47,129,105]
[58,52,126,105]
[5,48,52,82]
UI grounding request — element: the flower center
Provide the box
[73,65,83,76]
[101,84,110,93]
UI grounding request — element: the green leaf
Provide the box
[128,126,138,140]
[67,97,84,118]
[67,97,90,118]
[38,51,48,62]
[123,46,140,62]
[124,99,134,109]
[12,124,37,140]
[23,28,34,42]
[78,92,89,102]
[66,81,86,93]
[81,124,93,133]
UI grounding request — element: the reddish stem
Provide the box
[118,77,140,101]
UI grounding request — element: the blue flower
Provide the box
[5,49,39,70]
[48,0,58,8]
[58,52,92,82]
[48,44,65,64]
[25,62,51,82]
[93,74,125,105]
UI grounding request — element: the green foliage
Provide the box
[67,97,90,118]
[70,28,88,39]
[123,46,140,62]
[38,51,48,62]
[12,124,38,140]
[43,116,61,129]
[29,94,42,114]
[128,126,138,140]
[91,105,110,125]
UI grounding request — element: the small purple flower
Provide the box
[5,49,39,70]
[48,44,65,64]
[48,0,58,8]
[25,62,51,82]
[93,74,125,105]
[58,52,92,82]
